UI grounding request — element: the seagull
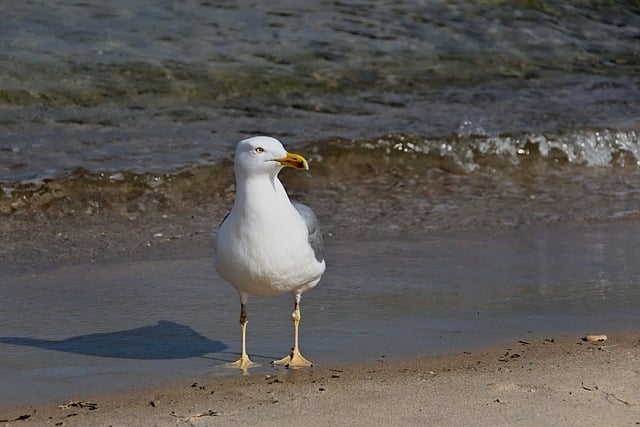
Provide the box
[214,136,325,370]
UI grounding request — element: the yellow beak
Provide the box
[276,152,309,170]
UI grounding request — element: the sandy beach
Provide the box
[2,334,638,426]
[2,3,639,425]
[2,219,640,426]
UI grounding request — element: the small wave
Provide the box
[462,128,640,169]
[540,129,640,167]
[307,129,640,173]
[1,129,639,224]
[0,165,233,216]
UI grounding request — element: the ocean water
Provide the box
[1,1,639,229]
[1,1,639,182]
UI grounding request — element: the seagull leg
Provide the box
[273,297,313,368]
[229,301,255,370]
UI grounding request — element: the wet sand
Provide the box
[1,215,640,424]
[2,334,639,426]
[2,220,640,405]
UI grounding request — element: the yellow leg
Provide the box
[273,302,313,368]
[229,302,255,371]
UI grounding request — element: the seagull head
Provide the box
[234,136,309,179]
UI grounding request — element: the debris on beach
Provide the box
[0,413,31,422]
[170,409,221,421]
[58,401,98,410]
[583,335,608,342]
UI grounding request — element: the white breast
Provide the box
[214,179,325,296]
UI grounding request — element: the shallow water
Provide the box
[1,1,639,183]
[1,221,638,406]
[1,1,639,247]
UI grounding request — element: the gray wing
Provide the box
[292,201,324,263]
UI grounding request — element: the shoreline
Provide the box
[3,333,638,426]
[2,220,640,417]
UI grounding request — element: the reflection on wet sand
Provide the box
[1,220,639,405]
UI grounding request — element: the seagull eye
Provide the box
[255,147,264,154]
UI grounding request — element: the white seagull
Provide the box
[214,136,325,369]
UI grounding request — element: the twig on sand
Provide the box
[603,391,632,406]
[0,414,31,422]
[581,383,633,406]
[58,401,98,410]
[581,382,597,391]
[170,409,221,422]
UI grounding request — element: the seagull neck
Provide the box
[234,174,289,206]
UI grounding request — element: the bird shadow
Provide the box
[0,320,227,360]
